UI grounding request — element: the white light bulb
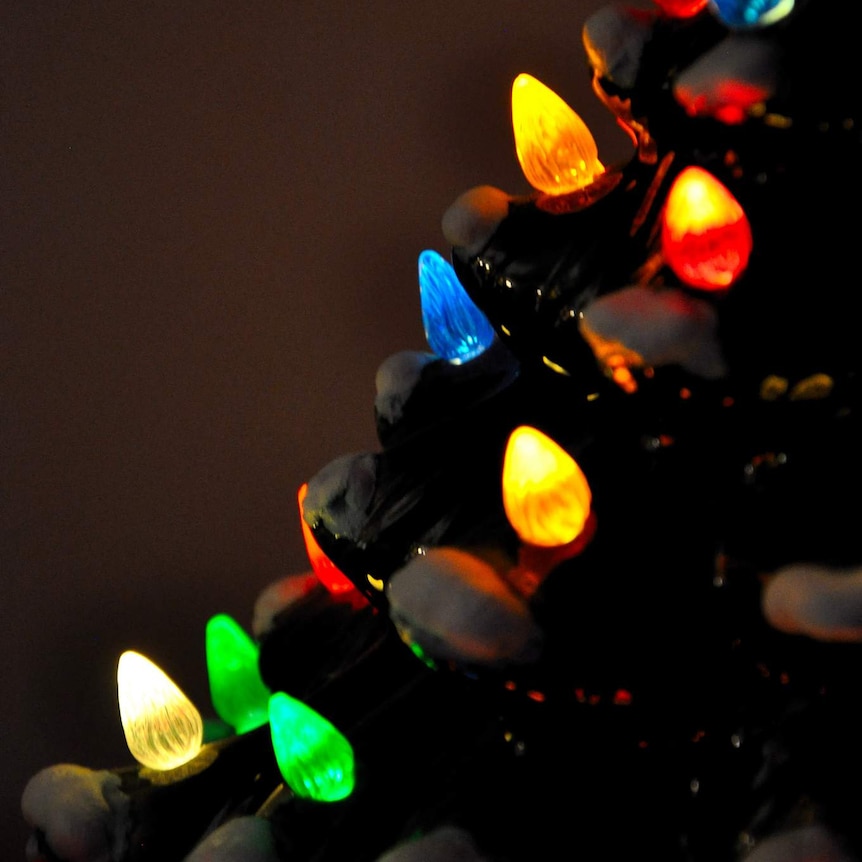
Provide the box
[117,650,203,771]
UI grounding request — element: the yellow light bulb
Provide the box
[511,73,604,195]
[117,650,204,771]
[502,425,592,547]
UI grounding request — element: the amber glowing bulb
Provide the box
[511,73,604,195]
[117,650,204,771]
[502,425,592,547]
[661,166,752,290]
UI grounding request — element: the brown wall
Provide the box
[1,1,627,853]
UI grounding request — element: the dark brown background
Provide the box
[2,1,631,853]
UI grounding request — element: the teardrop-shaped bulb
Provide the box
[511,73,604,195]
[661,166,752,290]
[418,249,495,364]
[709,0,794,28]
[117,650,203,770]
[205,614,271,735]
[269,692,355,802]
[502,425,592,547]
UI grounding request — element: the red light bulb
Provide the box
[661,166,752,291]
[298,483,359,597]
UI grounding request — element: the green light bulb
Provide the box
[205,614,271,735]
[268,691,355,802]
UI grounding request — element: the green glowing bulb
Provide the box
[268,691,355,802]
[205,614,271,735]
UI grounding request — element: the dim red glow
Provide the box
[613,688,633,706]
[298,483,359,596]
[507,512,597,598]
[652,0,708,16]
[661,166,752,290]
[675,80,770,125]
[511,73,604,195]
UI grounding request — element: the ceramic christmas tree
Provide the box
[21,1,862,860]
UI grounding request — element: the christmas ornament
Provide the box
[22,1,862,860]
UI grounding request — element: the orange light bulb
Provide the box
[502,425,592,547]
[661,166,752,290]
[511,73,604,196]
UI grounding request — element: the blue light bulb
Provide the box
[418,249,495,364]
[709,0,793,28]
